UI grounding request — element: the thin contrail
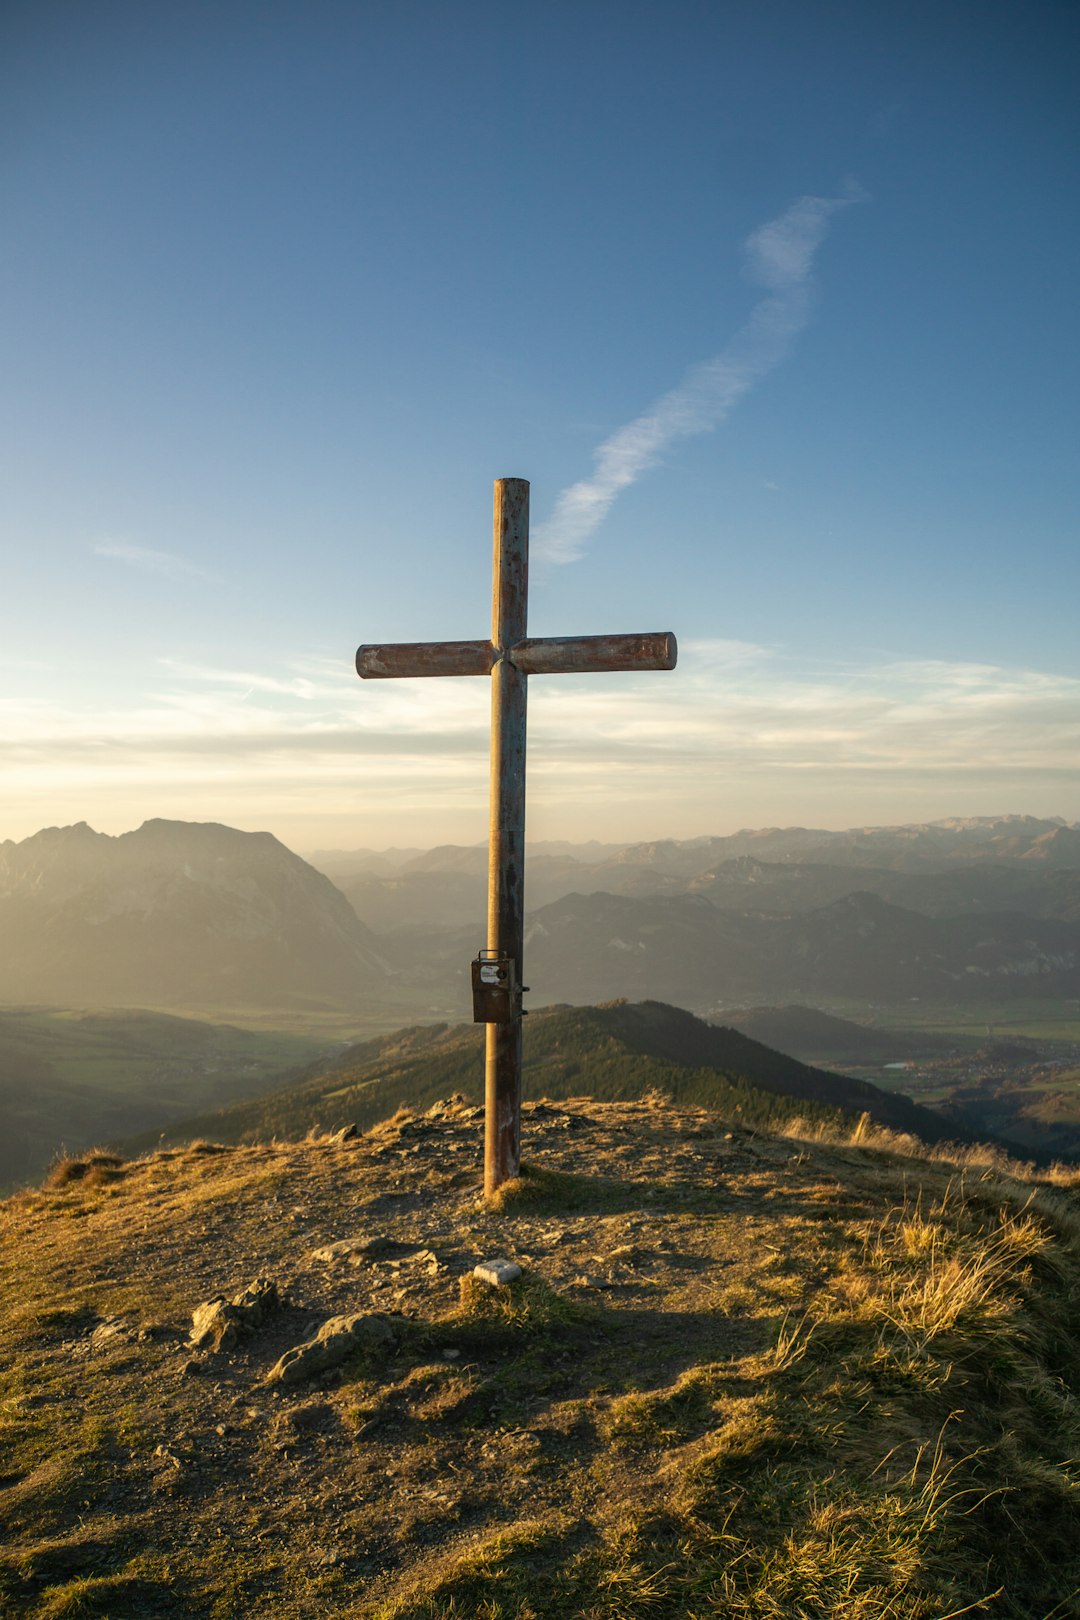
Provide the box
[93,542,218,583]
[533,183,865,564]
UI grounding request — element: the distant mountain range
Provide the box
[1,814,1077,1017]
[312,815,1080,1011]
[313,816,1080,932]
[518,888,1080,1007]
[0,820,390,1011]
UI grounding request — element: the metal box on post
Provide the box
[471,951,517,1024]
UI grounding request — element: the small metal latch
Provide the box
[471,950,517,1023]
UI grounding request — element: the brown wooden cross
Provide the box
[356,477,676,1195]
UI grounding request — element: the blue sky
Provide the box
[2,0,1078,852]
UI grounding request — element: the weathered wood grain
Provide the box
[356,640,497,679]
[510,631,677,675]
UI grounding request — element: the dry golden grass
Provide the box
[41,1151,128,1191]
[2,1095,1079,1618]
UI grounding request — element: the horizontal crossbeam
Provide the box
[356,631,676,681]
[510,631,677,675]
[356,639,497,679]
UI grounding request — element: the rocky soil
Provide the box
[2,1095,1079,1618]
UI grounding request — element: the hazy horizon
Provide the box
[4,806,1075,863]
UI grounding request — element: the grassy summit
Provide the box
[2,1095,1079,1617]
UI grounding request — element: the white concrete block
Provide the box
[473,1258,522,1287]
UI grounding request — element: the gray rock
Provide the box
[189,1277,279,1352]
[406,1248,441,1275]
[266,1312,401,1387]
[309,1236,390,1265]
[88,1316,139,1353]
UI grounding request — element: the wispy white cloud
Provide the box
[1,645,1076,851]
[533,183,865,564]
[160,659,320,699]
[93,543,218,583]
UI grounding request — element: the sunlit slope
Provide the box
[124,999,966,1154]
[3,1097,1079,1617]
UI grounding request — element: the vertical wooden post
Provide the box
[356,472,675,1197]
[485,477,529,1196]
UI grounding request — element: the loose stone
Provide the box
[189,1278,279,1352]
[473,1259,522,1287]
[266,1312,403,1387]
[310,1236,391,1264]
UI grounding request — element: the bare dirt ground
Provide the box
[3,1096,1079,1618]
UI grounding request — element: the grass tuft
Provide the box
[43,1152,127,1190]
[486,1163,631,1213]
[35,1572,167,1618]
[454,1271,592,1335]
